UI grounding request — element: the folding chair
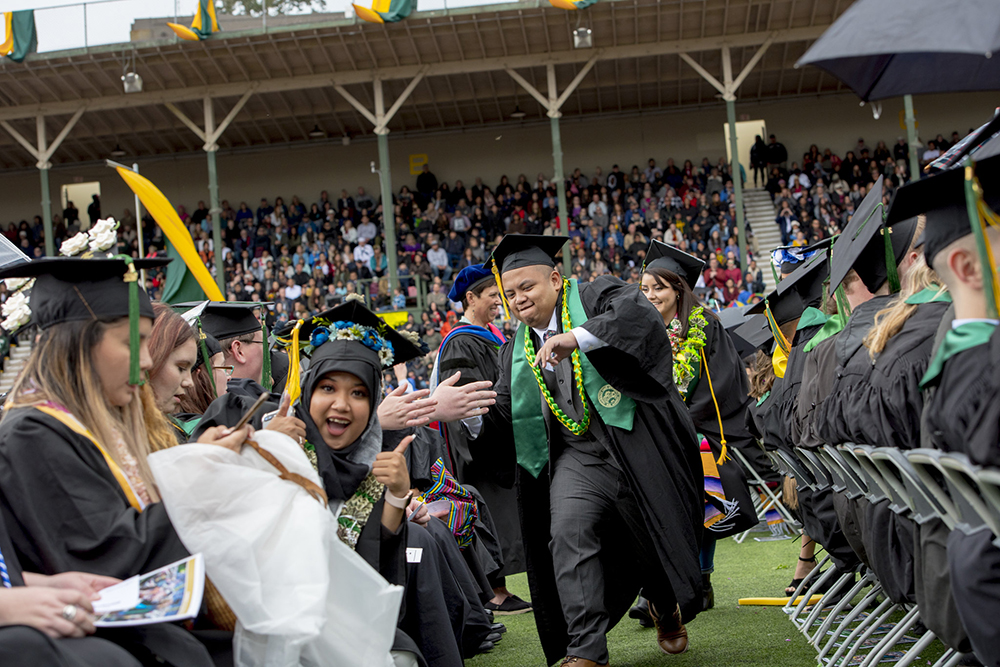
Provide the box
[821,445,868,500]
[730,446,800,543]
[937,453,1000,538]
[974,466,1000,550]
[903,449,962,529]
[775,448,816,490]
[838,445,886,505]
[795,447,832,492]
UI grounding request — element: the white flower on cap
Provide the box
[1,291,30,334]
[88,217,119,253]
[60,232,89,257]
[4,277,33,293]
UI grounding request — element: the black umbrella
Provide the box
[796,0,1000,102]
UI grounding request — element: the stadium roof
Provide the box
[0,0,854,171]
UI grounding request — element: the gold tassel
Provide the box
[285,320,305,406]
[700,348,729,465]
[491,259,510,319]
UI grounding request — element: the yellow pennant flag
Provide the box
[115,167,224,301]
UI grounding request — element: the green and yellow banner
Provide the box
[353,0,415,24]
[1,11,37,63]
[548,0,598,9]
[168,1,220,41]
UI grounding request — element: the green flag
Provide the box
[2,11,37,63]
[161,238,209,304]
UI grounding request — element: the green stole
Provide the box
[920,321,997,389]
[905,285,952,305]
[510,280,636,478]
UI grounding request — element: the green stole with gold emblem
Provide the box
[510,279,636,478]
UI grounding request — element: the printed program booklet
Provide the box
[93,554,205,627]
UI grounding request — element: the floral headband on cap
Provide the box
[304,319,396,368]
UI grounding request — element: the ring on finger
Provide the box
[61,604,78,622]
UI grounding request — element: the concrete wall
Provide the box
[1,90,996,229]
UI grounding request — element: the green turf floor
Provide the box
[468,534,819,666]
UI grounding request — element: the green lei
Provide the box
[522,279,591,436]
[336,473,385,550]
[667,306,709,398]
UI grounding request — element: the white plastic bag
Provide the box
[150,431,402,667]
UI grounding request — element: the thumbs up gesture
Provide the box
[373,435,413,498]
[264,392,307,444]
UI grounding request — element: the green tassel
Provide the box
[196,317,217,397]
[834,283,852,320]
[964,160,1000,320]
[882,225,901,294]
[261,315,272,391]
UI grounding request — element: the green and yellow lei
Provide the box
[667,306,708,398]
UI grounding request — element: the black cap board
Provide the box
[273,299,424,368]
[829,176,883,292]
[927,110,1000,174]
[175,301,262,340]
[776,248,829,308]
[746,287,807,326]
[489,234,568,276]
[0,234,29,271]
[0,257,169,329]
[773,237,834,276]
[731,314,774,357]
[887,153,1000,265]
[642,239,705,289]
[716,304,754,331]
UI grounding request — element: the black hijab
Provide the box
[294,339,384,502]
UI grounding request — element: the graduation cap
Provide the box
[776,248,829,307]
[716,304,754,331]
[771,237,834,277]
[193,332,221,370]
[927,109,1000,174]
[273,298,424,405]
[0,256,170,385]
[747,287,807,326]
[641,239,705,289]
[887,153,1000,266]
[448,263,495,303]
[486,234,568,317]
[730,314,774,358]
[175,301,263,340]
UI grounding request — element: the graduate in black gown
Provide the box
[0,257,250,667]
[471,235,703,667]
[0,509,142,667]
[433,263,529,615]
[272,301,498,665]
[891,154,1000,663]
[637,241,757,613]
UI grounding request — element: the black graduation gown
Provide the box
[478,275,704,666]
[438,326,526,576]
[0,408,214,667]
[924,325,1000,659]
[686,316,757,537]
[766,321,861,571]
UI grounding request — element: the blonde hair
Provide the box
[864,255,945,360]
[5,318,176,500]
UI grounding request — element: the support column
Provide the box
[376,130,399,294]
[204,98,226,296]
[206,149,225,295]
[550,115,572,273]
[39,166,53,256]
[904,94,920,183]
[726,98,748,271]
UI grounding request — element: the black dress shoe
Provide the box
[491,622,507,634]
[629,596,655,628]
[476,640,495,654]
[485,632,502,643]
[703,573,715,610]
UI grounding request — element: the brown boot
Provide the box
[560,657,608,667]
[649,602,689,655]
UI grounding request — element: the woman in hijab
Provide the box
[277,301,500,665]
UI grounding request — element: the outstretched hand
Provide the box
[431,372,496,423]
[378,384,438,431]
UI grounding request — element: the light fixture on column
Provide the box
[309,124,326,139]
[342,135,351,146]
[510,106,526,119]
[573,27,593,49]
[110,144,127,158]
[121,47,143,93]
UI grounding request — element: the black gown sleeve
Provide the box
[439,335,498,473]
[471,340,516,487]
[577,276,675,400]
[356,497,407,587]
[0,409,189,579]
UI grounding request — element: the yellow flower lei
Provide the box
[667,306,708,397]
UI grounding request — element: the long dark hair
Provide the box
[642,266,700,338]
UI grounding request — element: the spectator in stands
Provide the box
[256,198,274,224]
[87,194,102,226]
[766,134,788,172]
[427,239,451,280]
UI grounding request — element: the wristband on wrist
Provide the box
[384,490,412,509]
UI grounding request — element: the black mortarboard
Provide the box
[642,240,705,289]
[828,176,917,294]
[772,238,834,276]
[731,314,774,357]
[887,153,1000,265]
[0,256,170,386]
[0,234,29,271]
[746,287,807,326]
[716,304,753,331]
[177,301,263,340]
[776,249,829,308]
[489,234,568,276]
[927,110,1000,174]
[0,257,169,328]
